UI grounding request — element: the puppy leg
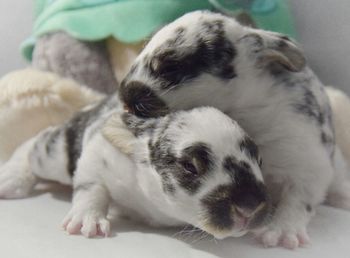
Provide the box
[0,126,73,198]
[326,147,350,210]
[62,184,110,238]
[256,192,314,249]
[62,135,111,238]
[255,145,333,249]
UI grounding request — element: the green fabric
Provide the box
[22,0,295,60]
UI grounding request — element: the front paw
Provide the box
[254,225,310,249]
[62,209,110,238]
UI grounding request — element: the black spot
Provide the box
[243,33,264,50]
[222,156,266,210]
[164,27,186,47]
[318,113,325,124]
[149,136,213,195]
[148,137,178,195]
[287,79,335,158]
[201,185,234,230]
[321,131,335,158]
[321,131,333,145]
[170,142,214,194]
[201,182,269,231]
[223,155,238,173]
[148,19,236,89]
[306,204,312,213]
[281,35,292,41]
[239,136,259,161]
[276,39,288,48]
[65,96,118,176]
[45,129,60,156]
[293,86,324,125]
[180,143,214,176]
[120,81,169,118]
[160,172,176,194]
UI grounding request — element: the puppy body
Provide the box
[0,96,269,239]
[120,11,350,248]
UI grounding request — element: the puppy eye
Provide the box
[150,50,180,77]
[180,161,198,175]
[152,59,180,76]
[160,62,181,76]
[258,157,263,167]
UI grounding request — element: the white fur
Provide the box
[122,11,350,249]
[0,105,264,240]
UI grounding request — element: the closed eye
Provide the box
[180,160,198,175]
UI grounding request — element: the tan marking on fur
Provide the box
[325,86,350,163]
[102,113,136,155]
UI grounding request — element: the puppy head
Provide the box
[123,107,270,238]
[120,10,305,117]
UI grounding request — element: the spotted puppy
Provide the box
[0,95,269,239]
[119,11,350,249]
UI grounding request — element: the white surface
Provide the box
[1,183,350,258]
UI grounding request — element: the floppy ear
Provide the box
[240,33,306,72]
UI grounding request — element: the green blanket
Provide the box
[22,0,296,60]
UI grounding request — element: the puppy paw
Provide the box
[62,209,110,238]
[0,165,36,199]
[255,226,310,249]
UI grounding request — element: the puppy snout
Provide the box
[119,80,169,118]
[234,202,266,220]
[231,183,270,230]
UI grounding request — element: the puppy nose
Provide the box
[234,202,266,219]
[119,80,169,118]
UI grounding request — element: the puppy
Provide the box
[0,95,269,239]
[119,11,350,249]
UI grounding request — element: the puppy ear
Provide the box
[240,33,306,72]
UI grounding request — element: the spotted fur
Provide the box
[120,11,350,249]
[0,103,269,240]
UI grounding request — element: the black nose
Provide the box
[233,184,270,229]
[119,80,169,118]
[233,188,267,212]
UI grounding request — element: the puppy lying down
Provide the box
[0,95,270,241]
[119,11,350,249]
[1,11,350,250]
